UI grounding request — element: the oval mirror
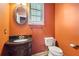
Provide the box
[15,5,28,24]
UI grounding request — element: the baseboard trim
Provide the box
[32,51,48,56]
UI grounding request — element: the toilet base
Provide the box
[48,46,63,56]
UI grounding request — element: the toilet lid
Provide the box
[48,46,63,53]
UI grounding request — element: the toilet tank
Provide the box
[44,37,56,46]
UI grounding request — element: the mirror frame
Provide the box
[14,4,28,25]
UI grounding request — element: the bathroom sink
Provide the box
[13,39,28,42]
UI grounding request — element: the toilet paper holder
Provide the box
[70,43,79,49]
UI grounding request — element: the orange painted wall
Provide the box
[9,3,55,54]
[0,4,9,55]
[55,4,79,56]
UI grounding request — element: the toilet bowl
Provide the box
[44,37,63,56]
[48,46,63,56]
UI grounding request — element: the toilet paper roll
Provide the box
[70,43,76,48]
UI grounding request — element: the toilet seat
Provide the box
[48,46,63,56]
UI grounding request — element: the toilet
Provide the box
[44,37,63,56]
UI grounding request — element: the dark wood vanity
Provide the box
[2,35,32,56]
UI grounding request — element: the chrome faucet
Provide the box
[19,35,24,39]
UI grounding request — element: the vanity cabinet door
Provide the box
[2,41,32,56]
[13,45,28,56]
